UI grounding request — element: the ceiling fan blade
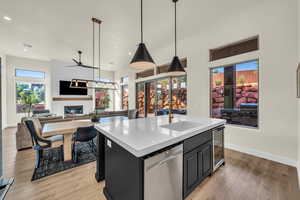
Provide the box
[79,64,99,69]
[72,59,79,64]
[65,65,78,68]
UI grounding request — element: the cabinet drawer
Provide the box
[184,130,212,153]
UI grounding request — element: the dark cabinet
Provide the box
[197,150,203,179]
[183,141,212,198]
[95,132,105,182]
[184,148,199,194]
[202,144,212,175]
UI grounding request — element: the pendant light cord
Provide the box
[174,0,177,56]
[141,0,144,43]
[93,21,95,81]
[99,22,101,80]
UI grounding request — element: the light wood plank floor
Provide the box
[3,127,300,200]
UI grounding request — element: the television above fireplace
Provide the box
[59,80,88,96]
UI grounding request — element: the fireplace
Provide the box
[64,105,83,115]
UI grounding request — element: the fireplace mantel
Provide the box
[53,97,93,101]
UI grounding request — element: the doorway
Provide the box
[136,75,187,118]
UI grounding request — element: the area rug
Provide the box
[31,142,96,181]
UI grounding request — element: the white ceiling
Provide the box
[0,0,262,71]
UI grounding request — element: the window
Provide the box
[95,89,112,112]
[121,76,129,84]
[136,75,187,117]
[121,76,129,110]
[171,76,187,114]
[136,83,145,117]
[145,81,156,116]
[16,82,45,113]
[121,85,129,110]
[15,69,45,79]
[93,77,114,111]
[210,60,259,128]
[156,78,170,113]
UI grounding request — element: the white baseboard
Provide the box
[225,143,297,167]
[298,162,300,188]
[5,125,17,129]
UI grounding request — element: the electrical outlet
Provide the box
[107,140,112,148]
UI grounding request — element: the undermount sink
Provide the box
[160,121,202,132]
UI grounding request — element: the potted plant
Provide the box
[215,80,222,87]
[19,89,39,117]
[100,93,111,110]
[238,75,246,86]
[92,90,111,122]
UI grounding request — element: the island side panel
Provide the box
[104,138,144,200]
[95,132,105,182]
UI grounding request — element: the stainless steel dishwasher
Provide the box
[144,144,183,200]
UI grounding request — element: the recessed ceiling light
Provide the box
[23,43,32,52]
[3,16,12,21]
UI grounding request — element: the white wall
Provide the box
[298,100,300,184]
[120,0,299,166]
[6,55,52,127]
[296,0,300,185]
[50,60,94,115]
[50,60,115,114]
[0,53,7,129]
[114,68,136,111]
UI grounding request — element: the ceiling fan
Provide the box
[66,50,98,69]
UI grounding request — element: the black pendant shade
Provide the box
[168,56,185,76]
[129,0,155,70]
[129,43,155,70]
[167,0,186,76]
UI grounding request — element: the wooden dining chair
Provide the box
[25,120,64,168]
[30,117,64,147]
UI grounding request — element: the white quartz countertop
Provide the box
[95,115,226,157]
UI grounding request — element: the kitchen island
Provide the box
[95,115,225,200]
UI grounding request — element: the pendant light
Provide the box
[70,18,118,90]
[129,0,155,70]
[167,0,186,76]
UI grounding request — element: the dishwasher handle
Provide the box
[145,145,183,172]
[146,154,180,172]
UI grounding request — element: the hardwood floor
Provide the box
[3,127,300,200]
[3,127,105,200]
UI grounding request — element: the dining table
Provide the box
[42,120,95,161]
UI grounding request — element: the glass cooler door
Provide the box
[213,126,225,171]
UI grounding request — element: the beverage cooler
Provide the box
[212,126,225,171]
